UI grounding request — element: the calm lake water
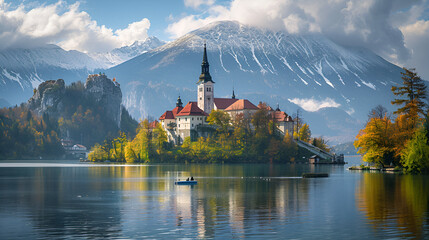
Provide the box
[0,156,428,239]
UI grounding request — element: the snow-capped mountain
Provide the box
[0,37,165,106]
[106,21,403,142]
[89,36,165,68]
[0,44,103,105]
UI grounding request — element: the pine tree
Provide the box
[391,68,427,117]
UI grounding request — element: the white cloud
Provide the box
[167,0,429,79]
[0,1,150,53]
[288,97,341,112]
[400,20,429,79]
[184,0,215,9]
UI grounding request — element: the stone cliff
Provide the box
[85,74,122,127]
[28,79,66,117]
[28,74,122,127]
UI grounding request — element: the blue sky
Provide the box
[10,0,229,41]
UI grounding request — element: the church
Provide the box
[159,44,293,145]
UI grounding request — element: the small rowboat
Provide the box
[175,180,197,185]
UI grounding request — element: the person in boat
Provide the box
[186,178,189,181]
[190,177,194,181]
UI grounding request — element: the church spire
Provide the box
[203,42,208,64]
[176,95,183,108]
[232,89,236,99]
[197,43,214,84]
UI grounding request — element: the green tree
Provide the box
[207,110,231,135]
[312,137,330,152]
[401,127,429,173]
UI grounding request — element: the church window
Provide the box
[208,97,211,101]
[192,117,194,121]
[200,97,202,100]
[192,124,194,127]
[185,118,187,121]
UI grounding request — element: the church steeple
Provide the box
[198,43,214,84]
[197,43,215,114]
[232,89,236,99]
[176,95,183,108]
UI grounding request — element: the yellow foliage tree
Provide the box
[298,123,311,142]
[88,143,108,161]
[354,116,396,166]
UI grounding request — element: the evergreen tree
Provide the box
[391,68,427,118]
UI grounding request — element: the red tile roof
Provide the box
[171,106,183,117]
[214,98,238,110]
[176,102,209,116]
[258,102,274,111]
[159,110,174,120]
[272,111,294,122]
[224,99,259,111]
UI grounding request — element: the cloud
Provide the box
[400,20,429,79]
[184,0,215,9]
[167,0,429,79]
[288,97,341,112]
[0,1,150,53]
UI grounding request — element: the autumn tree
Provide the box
[110,132,127,162]
[391,68,427,127]
[354,116,396,167]
[298,123,311,142]
[152,122,168,155]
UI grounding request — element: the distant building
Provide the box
[309,155,321,164]
[159,44,294,144]
[72,144,87,151]
[272,109,294,136]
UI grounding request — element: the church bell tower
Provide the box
[197,43,215,113]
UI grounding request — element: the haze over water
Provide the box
[0,157,428,239]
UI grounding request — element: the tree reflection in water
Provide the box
[356,173,429,238]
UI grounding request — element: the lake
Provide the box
[0,156,428,239]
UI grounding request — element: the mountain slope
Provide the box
[0,37,165,107]
[0,44,101,105]
[89,36,165,68]
[106,21,402,142]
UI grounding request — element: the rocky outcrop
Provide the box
[28,74,122,127]
[28,79,65,117]
[85,74,122,127]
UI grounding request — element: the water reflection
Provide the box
[0,167,123,239]
[356,173,429,238]
[1,162,427,239]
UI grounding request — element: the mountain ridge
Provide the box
[0,37,164,107]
